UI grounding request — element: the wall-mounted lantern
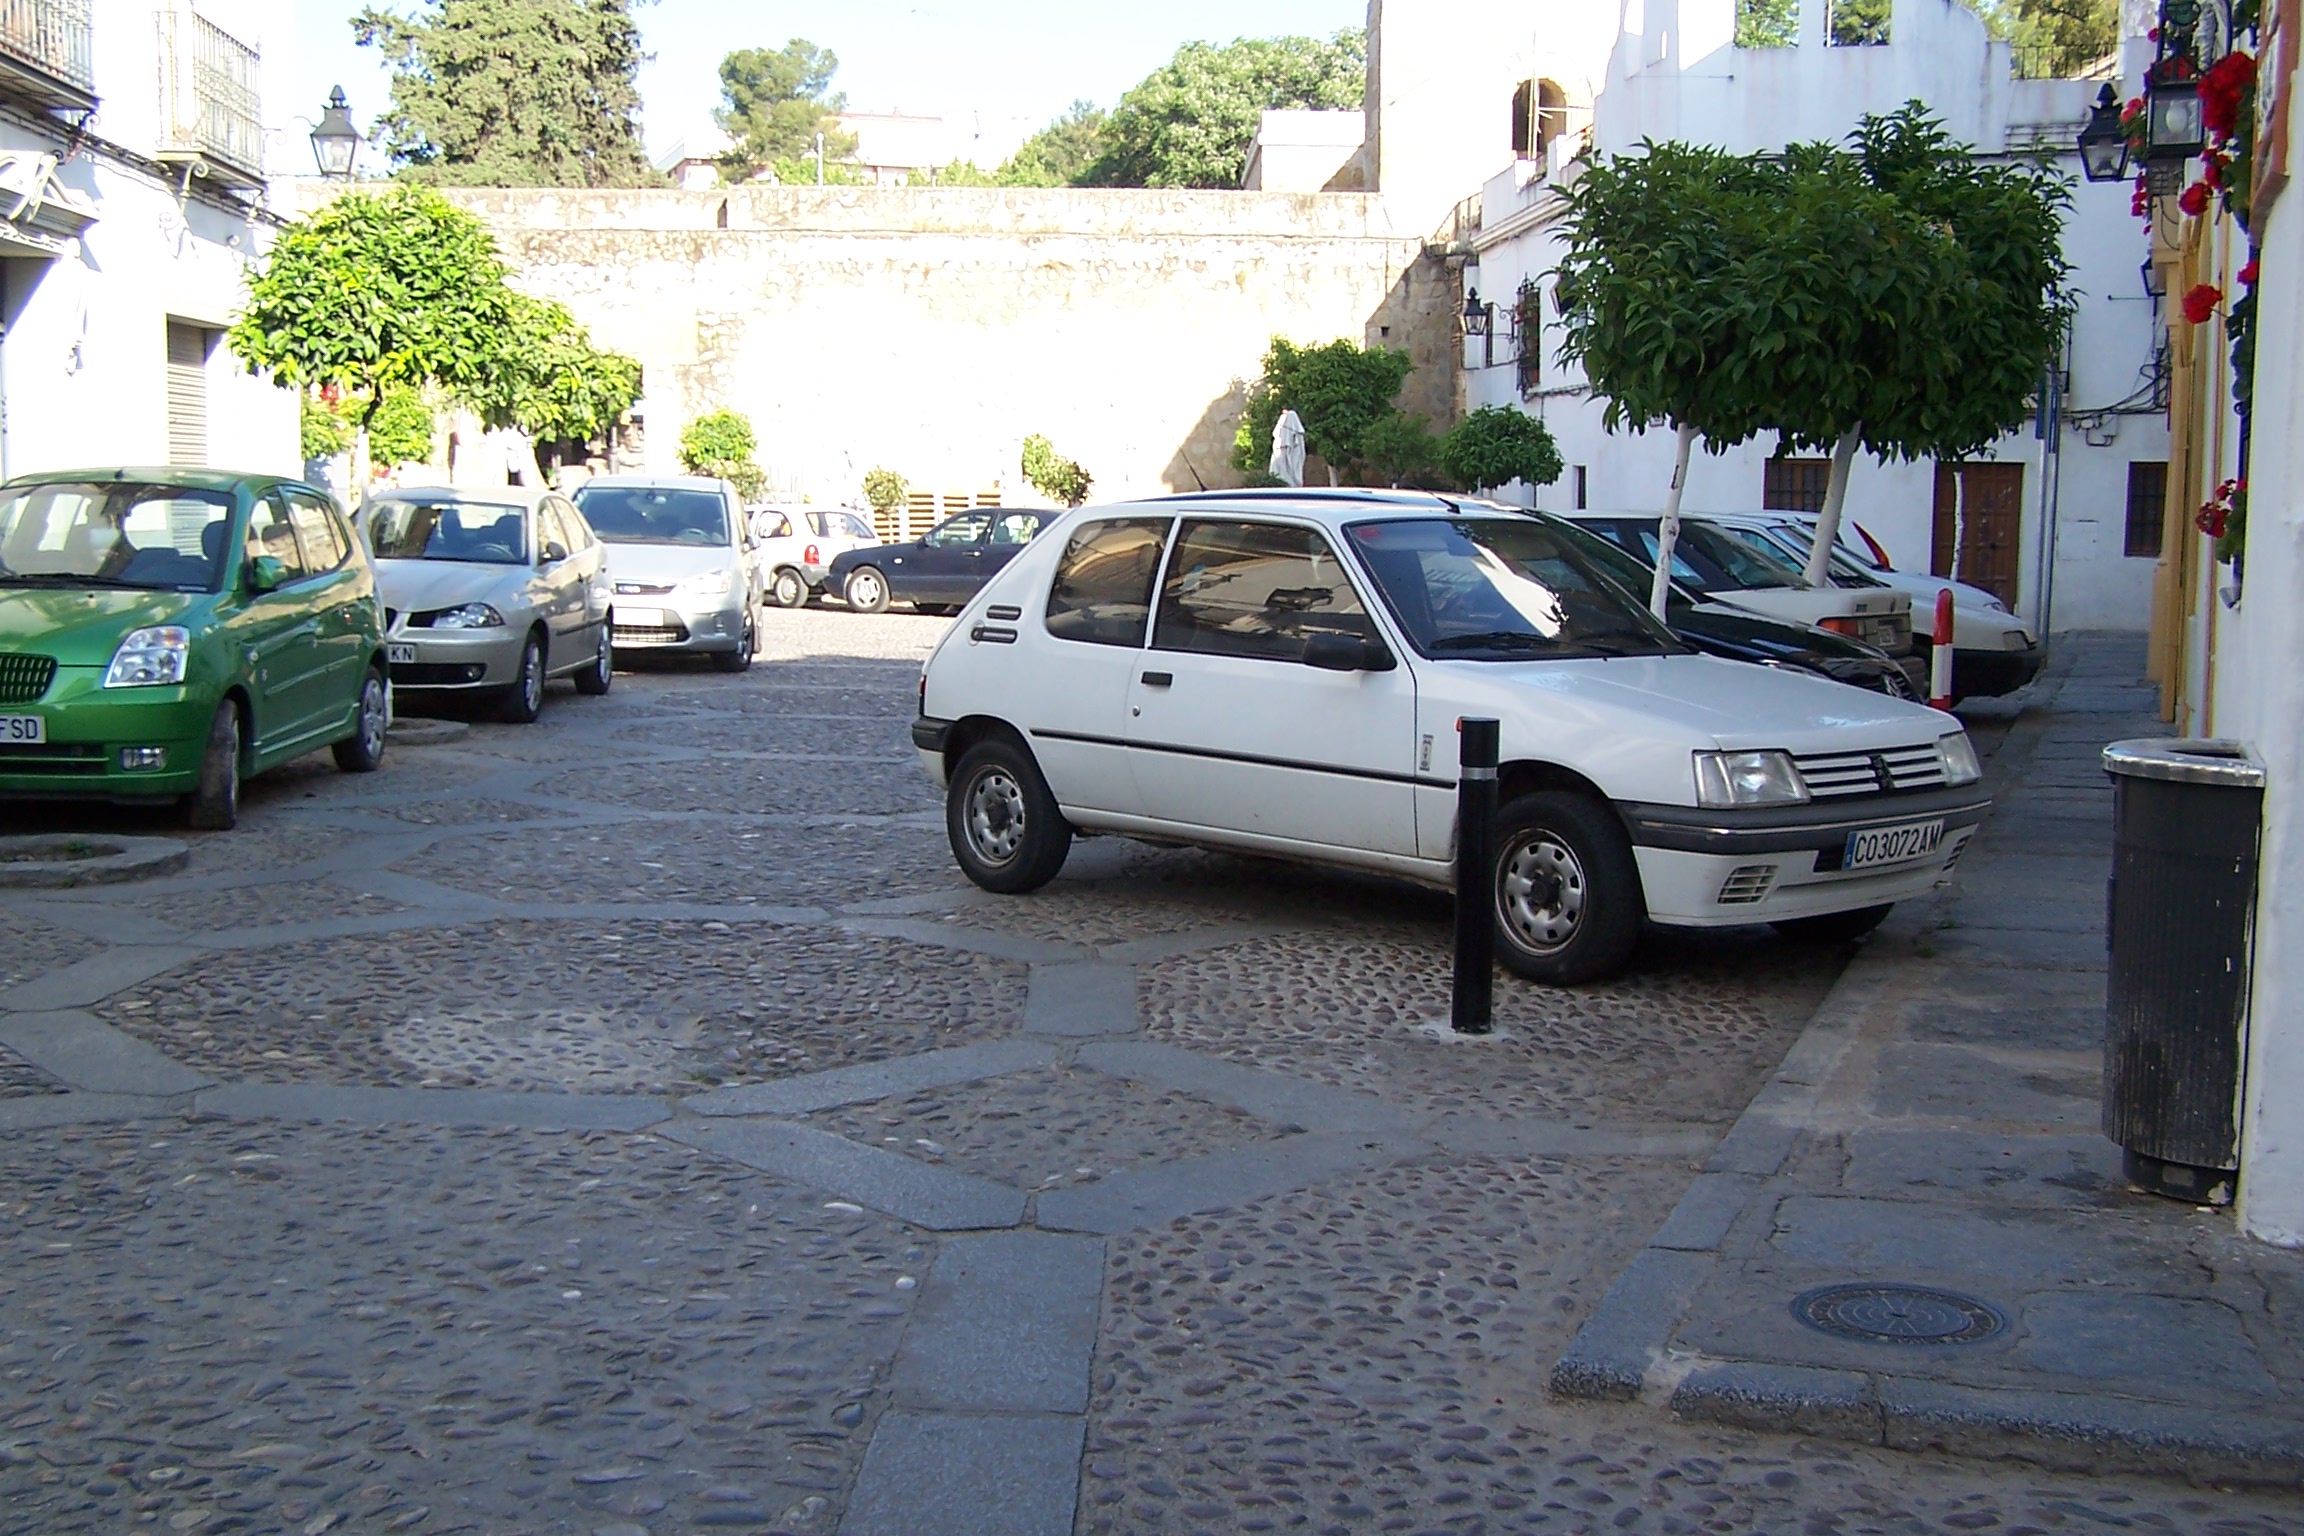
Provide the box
[310,87,361,180]
[2078,84,2132,183]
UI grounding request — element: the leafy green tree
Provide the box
[352,0,654,186]
[1735,0,1800,47]
[475,293,641,446]
[368,385,438,467]
[1021,435,1094,506]
[998,102,1112,186]
[1232,338,1414,486]
[1440,406,1564,494]
[1968,0,2118,78]
[862,468,907,514]
[678,410,768,499]
[1790,104,2070,584]
[1357,412,1443,488]
[1083,31,1365,189]
[1830,0,1893,45]
[301,395,354,465]
[229,185,520,498]
[716,40,857,181]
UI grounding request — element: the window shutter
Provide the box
[166,321,210,466]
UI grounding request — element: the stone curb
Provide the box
[0,834,188,888]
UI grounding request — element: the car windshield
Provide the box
[1726,523,1886,587]
[1625,519,1809,594]
[0,481,236,592]
[576,486,730,546]
[1347,517,1686,661]
[1552,517,1695,613]
[368,499,529,564]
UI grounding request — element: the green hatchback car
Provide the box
[0,469,390,829]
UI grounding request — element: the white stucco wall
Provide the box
[1462,0,2167,632]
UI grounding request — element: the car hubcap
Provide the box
[1499,832,1586,953]
[361,680,385,753]
[856,574,881,606]
[777,573,801,605]
[964,769,1026,865]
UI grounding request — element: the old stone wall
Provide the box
[449,186,1458,505]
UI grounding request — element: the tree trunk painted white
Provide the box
[1947,463,1968,584]
[1650,421,1697,621]
[350,427,370,518]
[1803,426,1864,588]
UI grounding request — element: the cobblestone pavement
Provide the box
[2,611,2298,1535]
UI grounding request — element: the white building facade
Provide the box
[1459,0,2168,634]
[0,0,297,481]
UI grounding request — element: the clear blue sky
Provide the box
[294,0,1369,166]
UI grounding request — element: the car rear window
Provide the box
[1045,517,1171,648]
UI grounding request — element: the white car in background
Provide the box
[1564,514,1916,664]
[913,491,1988,985]
[1701,511,2042,698]
[751,506,882,609]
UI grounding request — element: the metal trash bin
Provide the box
[2102,738,2266,1205]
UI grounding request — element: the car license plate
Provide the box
[619,607,664,627]
[0,714,43,744]
[1843,818,1944,871]
[388,643,418,664]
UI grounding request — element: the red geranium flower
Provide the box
[2132,173,2152,217]
[2180,181,2213,216]
[2197,501,2228,539]
[2202,50,2259,140]
[2183,283,2225,324]
[2240,260,2261,286]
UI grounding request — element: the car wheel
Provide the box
[1771,904,1893,943]
[499,632,546,723]
[845,567,890,614]
[1489,791,1643,985]
[331,668,389,772]
[770,568,807,608]
[713,609,756,672]
[574,622,613,695]
[946,738,1072,894]
[185,701,243,831]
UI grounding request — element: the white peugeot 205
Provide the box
[912,490,1990,984]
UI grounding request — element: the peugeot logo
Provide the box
[1870,752,1893,788]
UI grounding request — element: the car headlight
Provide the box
[430,603,505,629]
[1693,749,1809,808]
[1939,731,1982,786]
[104,626,191,688]
[672,569,733,598]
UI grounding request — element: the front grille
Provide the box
[1794,743,1947,799]
[0,743,105,775]
[0,653,57,704]
[391,662,488,686]
[614,622,689,645]
[614,582,674,596]
[1717,865,1778,904]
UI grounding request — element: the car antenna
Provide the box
[1178,453,1207,492]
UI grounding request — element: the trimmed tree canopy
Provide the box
[716,39,856,180]
[1441,406,1564,493]
[1083,31,1365,189]
[353,0,654,186]
[1021,434,1094,507]
[227,185,518,423]
[679,410,766,499]
[1232,337,1414,485]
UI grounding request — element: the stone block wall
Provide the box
[450,186,1457,504]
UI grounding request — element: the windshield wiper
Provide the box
[0,572,147,589]
[1430,630,1561,652]
[1575,634,1674,657]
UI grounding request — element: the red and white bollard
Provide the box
[1928,589,1955,711]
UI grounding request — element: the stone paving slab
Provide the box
[665,1113,1028,1230]
[839,1411,1085,1536]
[195,1081,674,1130]
[0,1009,213,1095]
[890,1231,1105,1414]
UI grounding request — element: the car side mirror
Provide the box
[246,555,288,593]
[541,541,569,564]
[1303,632,1394,673]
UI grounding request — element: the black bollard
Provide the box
[1453,717,1499,1035]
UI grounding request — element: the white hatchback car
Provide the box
[751,506,881,609]
[913,491,1990,984]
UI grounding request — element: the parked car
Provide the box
[573,475,759,672]
[1550,515,1920,699]
[1565,513,1914,658]
[1699,511,2042,698]
[752,505,880,608]
[365,486,612,723]
[914,490,1988,983]
[0,468,388,830]
[828,507,1047,615]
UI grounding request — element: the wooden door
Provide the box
[1932,463,2025,608]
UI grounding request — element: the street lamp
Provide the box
[2144,74,2205,162]
[2077,83,2131,183]
[1462,288,1490,336]
[310,87,361,180]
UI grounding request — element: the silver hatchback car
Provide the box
[573,475,760,672]
[367,486,613,722]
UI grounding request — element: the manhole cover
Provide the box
[1791,1284,2006,1345]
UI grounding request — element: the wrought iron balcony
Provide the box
[157,4,262,189]
[0,0,96,112]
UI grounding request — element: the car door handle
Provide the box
[1141,671,1172,687]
